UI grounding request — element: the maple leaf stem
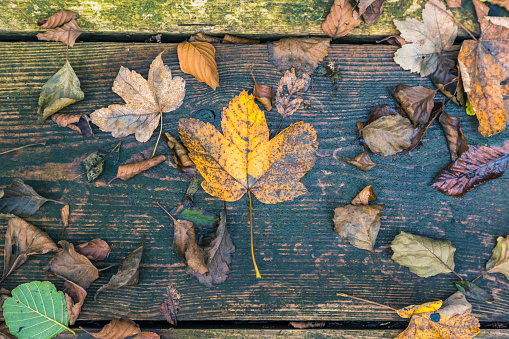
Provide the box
[248,191,261,278]
[425,0,477,41]
[373,164,399,180]
[152,111,164,157]
[0,141,46,155]
[472,271,488,282]
[337,292,398,313]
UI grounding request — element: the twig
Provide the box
[373,163,399,180]
[0,142,46,155]
[12,0,38,25]
[337,292,398,312]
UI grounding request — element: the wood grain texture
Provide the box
[0,42,508,323]
[1,0,482,40]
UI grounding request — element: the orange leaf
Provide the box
[322,0,362,38]
[177,42,219,90]
[113,155,167,181]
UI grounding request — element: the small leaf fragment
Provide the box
[486,235,509,280]
[61,204,70,229]
[429,57,464,106]
[251,70,274,111]
[222,34,260,44]
[94,239,144,301]
[322,0,362,38]
[87,318,141,339]
[268,37,330,74]
[63,279,87,325]
[391,231,456,277]
[275,68,311,118]
[344,152,377,172]
[439,112,469,162]
[37,9,79,28]
[38,61,85,122]
[134,333,160,339]
[351,184,376,205]
[82,141,122,182]
[37,19,82,47]
[159,284,181,325]
[113,155,167,181]
[0,178,57,217]
[189,33,221,43]
[177,42,219,90]
[75,238,111,261]
[51,112,93,137]
[362,115,413,157]
[455,280,494,302]
[164,132,197,174]
[392,84,436,125]
[171,196,219,229]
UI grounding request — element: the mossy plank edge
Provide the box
[2,0,479,38]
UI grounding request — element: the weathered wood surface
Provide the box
[0,42,508,324]
[1,0,484,40]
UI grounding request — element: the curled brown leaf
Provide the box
[51,112,92,137]
[60,204,70,239]
[343,152,399,179]
[75,239,111,261]
[359,0,388,24]
[112,155,167,182]
[37,9,79,29]
[439,113,470,161]
[322,0,362,38]
[351,184,376,205]
[376,35,407,46]
[164,132,197,174]
[189,33,221,43]
[222,34,260,44]
[37,19,82,47]
[250,70,274,111]
[63,279,86,325]
[392,85,436,125]
[84,318,141,339]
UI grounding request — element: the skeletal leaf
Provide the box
[322,0,362,38]
[268,37,330,74]
[159,284,181,325]
[430,145,509,197]
[52,112,92,137]
[75,238,111,261]
[37,9,79,28]
[439,112,469,162]
[94,239,144,301]
[87,318,141,339]
[351,184,376,205]
[396,300,443,318]
[251,70,274,111]
[275,68,311,119]
[359,0,388,24]
[63,279,87,325]
[112,155,167,181]
[38,61,85,122]
[82,141,122,182]
[392,85,436,125]
[394,0,457,76]
[2,217,58,282]
[177,42,219,90]
[455,280,494,302]
[37,19,82,47]
[391,231,456,277]
[90,52,185,142]
[0,178,61,217]
[189,33,221,43]
[44,240,99,289]
[458,16,509,136]
[486,235,509,279]
[222,34,260,44]
[362,115,413,156]
[164,132,197,174]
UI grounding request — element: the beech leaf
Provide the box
[37,9,79,28]
[394,0,457,76]
[37,61,84,122]
[86,318,140,339]
[275,68,311,119]
[392,85,436,125]
[391,231,456,277]
[159,284,181,325]
[267,37,330,74]
[2,217,58,282]
[94,238,144,301]
[486,235,509,280]
[439,112,470,162]
[111,155,167,182]
[51,112,93,137]
[351,184,376,205]
[455,280,494,303]
[164,132,198,174]
[75,238,111,261]
[63,279,87,325]
[90,52,185,142]
[177,42,219,90]
[82,141,122,182]
[37,19,82,47]
[0,178,60,217]
[322,0,362,38]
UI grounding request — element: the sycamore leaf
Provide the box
[37,61,84,122]
[392,85,436,125]
[52,112,92,137]
[159,284,181,325]
[177,42,219,90]
[2,217,58,282]
[75,238,111,260]
[275,68,311,119]
[0,178,61,217]
[63,279,86,325]
[351,184,376,205]
[90,52,185,142]
[455,280,494,302]
[268,37,330,74]
[394,0,457,76]
[37,9,79,28]
[3,281,74,339]
[458,16,509,137]
[179,90,318,203]
[430,145,509,197]
[396,292,480,339]
[439,112,469,162]
[322,0,362,38]
[37,19,82,47]
[86,318,140,339]
[391,231,456,277]
[486,235,509,279]
[164,132,198,174]
[82,141,122,182]
[94,239,144,301]
[396,300,443,318]
[111,155,167,181]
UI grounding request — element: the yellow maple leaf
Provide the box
[179,90,318,276]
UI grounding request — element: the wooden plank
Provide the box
[0,42,509,323]
[1,0,482,40]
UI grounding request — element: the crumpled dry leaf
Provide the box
[134,333,160,339]
[472,0,489,21]
[2,217,58,282]
[171,182,219,229]
[250,70,274,111]
[37,9,79,29]
[63,279,86,325]
[343,152,399,178]
[91,52,185,142]
[455,280,494,302]
[275,68,311,119]
[322,0,362,38]
[164,132,197,174]
[94,239,144,301]
[392,85,436,125]
[75,238,111,261]
[429,57,464,106]
[396,300,443,318]
[37,19,82,47]
[189,33,221,43]
[486,235,509,279]
[159,284,181,325]
[289,322,326,329]
[268,37,330,74]
[396,292,480,339]
[82,141,121,182]
[458,16,509,137]
[222,34,260,44]
[362,114,414,156]
[439,112,470,161]
[0,178,60,218]
[377,35,407,46]
[112,155,167,181]
[358,0,388,24]
[351,184,376,205]
[51,112,93,137]
[394,0,457,76]
[86,318,141,339]
[391,231,456,277]
[44,240,99,289]
[179,90,318,203]
[177,42,219,90]
[60,204,70,238]
[430,145,509,197]
[37,61,84,122]
[173,217,208,275]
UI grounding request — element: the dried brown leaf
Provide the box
[173,219,209,275]
[159,284,181,325]
[0,289,12,317]
[37,9,79,29]
[472,0,489,21]
[445,0,462,7]
[322,0,362,38]
[362,115,413,156]
[164,132,197,174]
[289,322,326,329]
[439,112,470,161]
[177,42,219,90]
[189,33,221,43]
[222,34,260,44]
[268,37,330,74]
[392,84,436,125]
[51,112,93,137]
[113,155,167,181]
[134,333,160,339]
[2,217,58,281]
[75,239,111,261]
[87,318,141,339]
[63,279,86,325]
[275,68,311,118]
[486,235,509,279]
[37,19,82,47]
[351,184,376,205]
[44,240,99,289]
[344,152,376,172]
[376,35,407,46]
[429,57,464,106]
[251,70,274,111]
[60,204,70,229]
[360,0,388,24]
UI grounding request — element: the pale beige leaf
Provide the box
[177,42,219,90]
[362,115,413,156]
[268,37,330,74]
[486,235,509,279]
